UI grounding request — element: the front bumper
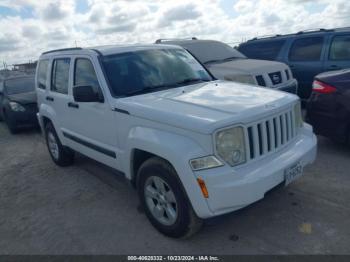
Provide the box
[6,108,38,128]
[276,79,298,95]
[193,124,317,218]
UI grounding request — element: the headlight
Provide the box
[9,102,25,112]
[294,101,303,128]
[224,74,256,85]
[215,126,246,167]
[190,156,223,171]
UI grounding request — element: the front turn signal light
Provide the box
[197,178,209,198]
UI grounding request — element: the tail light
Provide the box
[312,80,337,94]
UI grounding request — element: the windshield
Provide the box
[5,77,35,95]
[180,41,246,64]
[102,48,212,97]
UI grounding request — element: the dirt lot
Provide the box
[0,122,349,255]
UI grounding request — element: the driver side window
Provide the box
[74,58,101,96]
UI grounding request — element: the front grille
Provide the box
[268,71,282,85]
[246,108,297,161]
[24,103,38,113]
[285,69,290,80]
[256,75,266,86]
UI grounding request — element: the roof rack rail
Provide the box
[249,34,282,41]
[155,37,198,44]
[296,28,333,34]
[42,47,83,55]
[247,28,337,42]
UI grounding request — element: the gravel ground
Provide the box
[0,122,349,255]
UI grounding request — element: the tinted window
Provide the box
[329,35,350,60]
[37,59,49,89]
[289,37,324,61]
[5,77,35,95]
[239,40,285,60]
[74,58,100,94]
[51,58,70,94]
[179,41,246,64]
[102,49,211,96]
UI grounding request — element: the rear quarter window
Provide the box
[329,35,350,60]
[238,40,285,60]
[37,59,49,89]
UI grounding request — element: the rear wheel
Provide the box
[45,122,74,166]
[137,157,202,238]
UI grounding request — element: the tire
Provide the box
[3,111,18,134]
[137,157,202,238]
[45,122,74,166]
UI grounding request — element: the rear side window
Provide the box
[74,58,100,94]
[238,40,285,60]
[329,35,350,60]
[51,58,70,94]
[37,60,49,89]
[289,37,324,61]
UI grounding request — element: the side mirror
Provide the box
[73,85,103,103]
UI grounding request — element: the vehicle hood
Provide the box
[7,91,37,105]
[207,58,288,77]
[116,81,298,134]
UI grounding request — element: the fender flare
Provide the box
[122,126,213,218]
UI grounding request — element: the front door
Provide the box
[63,56,119,168]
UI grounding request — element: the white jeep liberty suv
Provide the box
[36,44,317,238]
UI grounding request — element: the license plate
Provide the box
[285,162,303,185]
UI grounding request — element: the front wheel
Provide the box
[45,122,74,166]
[137,157,202,238]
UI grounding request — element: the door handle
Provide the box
[328,65,341,70]
[46,96,54,101]
[68,102,79,109]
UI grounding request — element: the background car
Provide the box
[306,69,350,144]
[238,27,350,100]
[0,75,38,133]
[155,38,298,94]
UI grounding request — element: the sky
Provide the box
[0,0,349,65]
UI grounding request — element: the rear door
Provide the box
[287,36,326,98]
[324,33,350,71]
[48,57,72,139]
[36,59,50,107]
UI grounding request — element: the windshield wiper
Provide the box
[175,78,208,86]
[204,59,222,65]
[124,84,176,97]
[204,57,243,64]
[124,78,208,97]
[222,56,241,62]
